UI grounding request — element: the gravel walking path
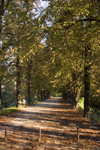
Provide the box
[0,97,100,150]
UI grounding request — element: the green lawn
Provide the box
[79,98,92,111]
[1,107,19,114]
[79,97,84,111]
[79,97,100,123]
[93,116,100,123]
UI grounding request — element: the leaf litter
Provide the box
[0,98,100,150]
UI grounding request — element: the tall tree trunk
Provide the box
[16,55,21,107]
[83,65,90,117]
[0,78,1,114]
[27,62,31,105]
[0,6,2,34]
[73,86,76,108]
[28,76,31,105]
[71,87,75,108]
[75,87,81,109]
[45,91,47,99]
[37,92,40,101]
[83,46,90,117]
[40,91,42,100]
[47,91,50,98]
[0,1,3,111]
[0,1,2,110]
[71,70,77,108]
[0,1,3,34]
[43,90,45,99]
[34,91,37,102]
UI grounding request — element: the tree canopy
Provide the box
[0,0,100,118]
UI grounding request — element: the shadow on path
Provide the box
[0,97,100,149]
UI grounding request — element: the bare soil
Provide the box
[0,97,100,150]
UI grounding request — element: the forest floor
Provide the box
[0,97,100,150]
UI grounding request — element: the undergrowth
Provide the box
[1,107,19,114]
[79,97,100,123]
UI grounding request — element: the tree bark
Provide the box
[40,91,42,100]
[0,1,3,34]
[43,90,45,99]
[47,91,50,98]
[71,70,77,108]
[71,87,75,109]
[34,91,37,102]
[0,2,3,110]
[28,75,31,105]
[83,65,90,117]
[0,78,1,114]
[16,55,21,107]
[75,88,81,109]
[83,46,90,117]
[27,62,31,105]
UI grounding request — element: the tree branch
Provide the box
[4,0,11,12]
[2,32,15,35]
[57,18,100,30]
[2,0,4,9]
[2,20,16,28]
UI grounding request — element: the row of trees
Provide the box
[40,0,100,117]
[1,0,100,118]
[0,0,51,113]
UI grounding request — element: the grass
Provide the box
[79,97,92,111]
[29,99,42,105]
[98,110,100,113]
[1,107,19,114]
[30,101,37,105]
[93,116,100,123]
[79,97,100,123]
[79,97,84,111]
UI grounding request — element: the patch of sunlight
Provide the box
[2,107,19,114]
[79,97,84,111]
[10,120,23,124]
[79,98,95,112]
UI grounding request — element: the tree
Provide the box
[0,0,41,109]
[41,0,100,117]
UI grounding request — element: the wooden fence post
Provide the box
[39,128,41,142]
[5,128,7,141]
[77,126,79,142]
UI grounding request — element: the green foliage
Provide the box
[90,99,100,109]
[1,107,19,114]
[1,0,53,108]
[79,97,93,111]
[1,81,16,109]
[92,116,100,123]
[52,93,62,97]
[40,0,100,117]
[30,97,41,105]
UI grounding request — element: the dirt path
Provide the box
[0,97,100,150]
